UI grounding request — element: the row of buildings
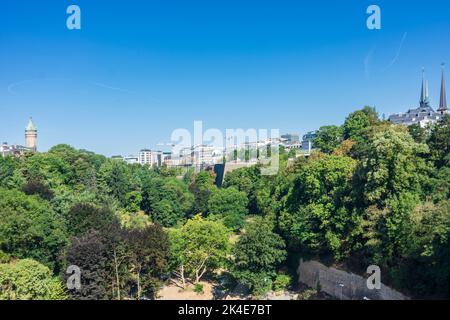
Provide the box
[112,131,318,170]
[2,66,447,166]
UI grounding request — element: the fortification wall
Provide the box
[297,259,408,300]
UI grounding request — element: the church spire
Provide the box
[420,68,430,107]
[438,63,448,115]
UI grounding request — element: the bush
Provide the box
[194,283,204,294]
[297,289,319,300]
[273,274,292,292]
[252,277,273,297]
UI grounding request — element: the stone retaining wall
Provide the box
[297,259,408,300]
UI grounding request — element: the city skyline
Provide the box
[1,0,450,156]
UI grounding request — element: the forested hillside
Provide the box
[1,108,449,299]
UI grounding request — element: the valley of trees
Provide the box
[0,107,449,299]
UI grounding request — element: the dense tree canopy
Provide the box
[0,189,67,271]
[0,259,67,300]
[208,187,248,230]
[0,106,449,299]
[169,215,230,284]
[313,125,344,154]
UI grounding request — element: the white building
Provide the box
[138,149,162,167]
[124,156,139,165]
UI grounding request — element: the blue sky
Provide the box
[1,0,450,156]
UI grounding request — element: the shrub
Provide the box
[273,274,292,292]
[194,283,204,294]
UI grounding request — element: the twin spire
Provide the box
[420,64,448,114]
[420,68,430,107]
[438,63,447,113]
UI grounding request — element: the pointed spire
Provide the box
[420,68,430,107]
[438,63,448,113]
[26,117,36,131]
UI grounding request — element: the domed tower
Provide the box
[25,118,37,151]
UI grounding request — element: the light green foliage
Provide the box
[343,106,379,142]
[279,154,356,258]
[170,215,230,283]
[0,259,67,300]
[119,211,152,230]
[354,126,429,206]
[125,191,142,213]
[0,189,68,270]
[194,283,204,294]
[273,273,292,292]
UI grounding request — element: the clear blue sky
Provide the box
[1,0,450,156]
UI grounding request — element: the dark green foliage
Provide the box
[142,177,193,227]
[123,224,170,299]
[408,124,427,143]
[188,171,216,215]
[0,156,19,189]
[313,125,344,154]
[65,203,120,237]
[65,230,113,300]
[21,178,54,200]
[1,106,449,299]
[427,115,450,168]
[232,218,286,295]
[208,187,248,231]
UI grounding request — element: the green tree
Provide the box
[65,202,120,237]
[208,187,248,231]
[427,115,450,168]
[232,218,286,296]
[125,191,142,213]
[65,230,114,300]
[0,156,20,189]
[279,154,357,258]
[98,159,133,206]
[353,126,429,206]
[123,224,169,299]
[142,177,193,227]
[0,189,68,271]
[343,106,379,142]
[170,215,230,284]
[189,171,216,215]
[313,125,343,154]
[223,166,262,214]
[408,123,427,144]
[0,259,67,300]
